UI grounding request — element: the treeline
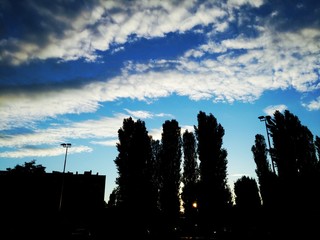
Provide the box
[107,110,320,239]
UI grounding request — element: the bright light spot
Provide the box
[192,201,197,208]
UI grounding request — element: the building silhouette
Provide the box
[0,170,106,238]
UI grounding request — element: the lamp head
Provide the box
[61,143,71,148]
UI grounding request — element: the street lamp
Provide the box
[59,143,71,212]
[258,116,276,173]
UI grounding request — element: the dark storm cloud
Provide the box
[0,0,99,65]
[0,75,94,96]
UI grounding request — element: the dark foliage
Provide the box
[251,134,278,208]
[195,111,232,234]
[158,119,182,228]
[6,159,46,175]
[234,176,261,209]
[253,110,320,239]
[113,117,158,234]
[181,130,199,228]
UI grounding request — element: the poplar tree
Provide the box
[267,110,318,180]
[252,134,277,208]
[181,130,199,222]
[195,111,232,233]
[114,117,156,219]
[264,110,320,238]
[158,119,182,228]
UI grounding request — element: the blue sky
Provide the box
[1,0,319,201]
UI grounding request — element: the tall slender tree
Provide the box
[315,136,320,162]
[181,130,199,222]
[195,111,232,234]
[150,139,162,209]
[265,110,320,238]
[251,134,277,208]
[158,119,182,228]
[114,117,157,222]
[267,110,318,180]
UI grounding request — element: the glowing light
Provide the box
[192,201,197,208]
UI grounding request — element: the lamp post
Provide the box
[258,116,276,173]
[59,143,71,212]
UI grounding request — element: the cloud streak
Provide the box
[263,104,287,116]
[0,109,173,158]
[0,145,92,158]
[0,0,319,157]
[0,0,228,65]
[1,23,319,131]
[0,114,127,148]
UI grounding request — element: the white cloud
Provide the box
[227,0,264,8]
[0,114,127,148]
[124,109,154,119]
[124,109,174,119]
[2,25,319,130]
[230,173,251,178]
[91,139,119,147]
[1,0,228,65]
[0,145,92,158]
[0,109,174,157]
[1,4,319,131]
[302,96,320,111]
[221,35,267,50]
[180,125,196,137]
[0,88,101,130]
[149,128,163,141]
[263,104,287,116]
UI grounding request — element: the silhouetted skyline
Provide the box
[0,0,319,203]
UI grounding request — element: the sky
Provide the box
[1,0,320,202]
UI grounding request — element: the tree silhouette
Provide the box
[315,136,320,162]
[108,110,320,238]
[113,117,157,236]
[264,110,320,238]
[251,134,277,208]
[181,130,199,227]
[107,187,119,208]
[233,176,262,238]
[267,110,318,180]
[150,139,162,207]
[158,119,182,230]
[195,111,232,235]
[234,176,261,209]
[6,160,46,175]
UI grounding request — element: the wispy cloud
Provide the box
[90,139,118,147]
[0,145,92,158]
[230,173,251,178]
[302,96,320,111]
[0,114,127,148]
[0,0,319,136]
[227,0,264,8]
[0,110,174,158]
[263,104,287,116]
[1,23,319,131]
[0,87,102,130]
[0,0,228,65]
[124,109,174,119]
